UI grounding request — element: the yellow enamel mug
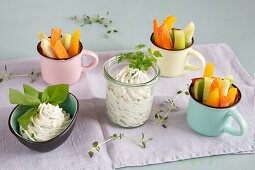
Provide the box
[150,33,205,77]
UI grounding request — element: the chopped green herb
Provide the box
[116,44,162,71]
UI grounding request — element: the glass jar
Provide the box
[103,56,160,128]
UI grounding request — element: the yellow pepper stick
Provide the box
[163,16,176,30]
[227,88,237,106]
[206,88,220,107]
[203,63,214,78]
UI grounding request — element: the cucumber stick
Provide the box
[62,33,72,52]
[194,78,204,102]
[203,77,214,103]
[221,79,230,96]
[225,74,234,87]
[184,21,195,47]
[174,30,185,50]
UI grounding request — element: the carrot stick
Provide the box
[157,24,173,49]
[52,40,69,59]
[68,29,80,57]
[51,28,61,46]
[42,50,47,56]
[153,19,160,46]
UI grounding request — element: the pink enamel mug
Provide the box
[37,41,99,85]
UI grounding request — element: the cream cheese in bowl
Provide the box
[20,103,71,142]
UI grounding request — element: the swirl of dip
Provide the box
[20,103,71,142]
[106,65,154,127]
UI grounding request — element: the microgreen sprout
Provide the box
[88,133,153,158]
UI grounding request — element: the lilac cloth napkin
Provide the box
[0,43,254,170]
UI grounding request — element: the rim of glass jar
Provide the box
[103,56,160,87]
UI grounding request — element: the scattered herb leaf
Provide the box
[177,91,182,94]
[88,151,94,158]
[142,142,146,148]
[92,142,98,147]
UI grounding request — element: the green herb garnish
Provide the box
[9,84,69,129]
[17,108,37,130]
[0,65,40,83]
[155,85,190,127]
[117,44,162,71]
[88,133,153,158]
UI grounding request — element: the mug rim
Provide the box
[189,82,242,110]
[37,38,83,61]
[150,32,194,51]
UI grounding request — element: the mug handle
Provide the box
[80,49,99,72]
[185,48,205,71]
[224,109,247,136]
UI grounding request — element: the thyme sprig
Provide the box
[88,133,153,158]
[69,12,118,37]
[155,84,190,128]
[0,65,40,83]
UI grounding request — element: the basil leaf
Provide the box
[23,84,40,98]
[9,88,41,107]
[23,84,43,102]
[42,84,69,105]
[17,108,37,130]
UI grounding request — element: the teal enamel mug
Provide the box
[187,83,247,136]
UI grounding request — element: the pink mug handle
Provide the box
[81,49,99,72]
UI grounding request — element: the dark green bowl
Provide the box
[8,93,79,152]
